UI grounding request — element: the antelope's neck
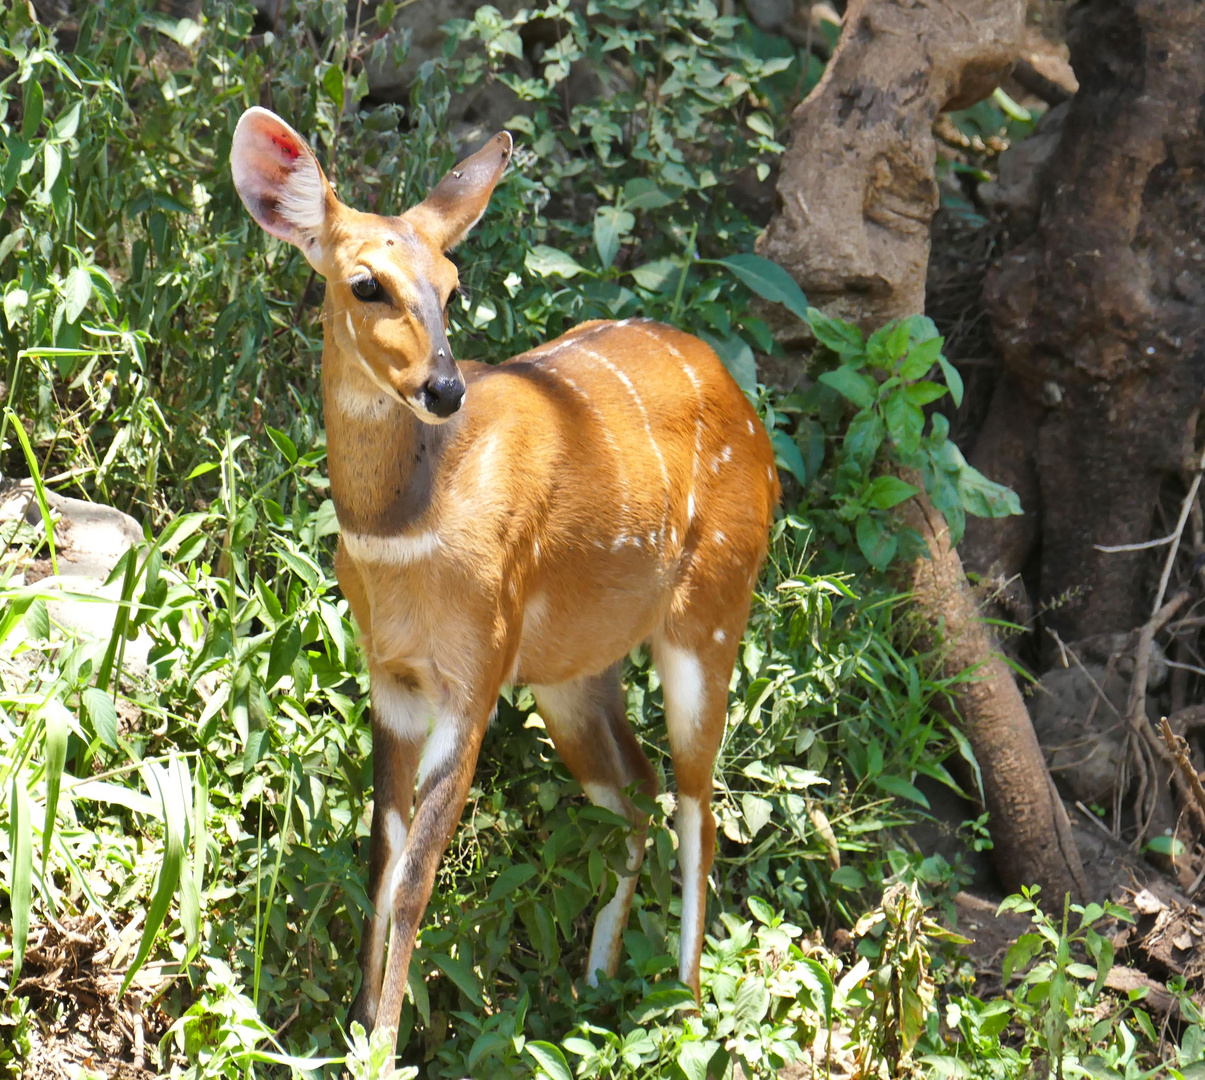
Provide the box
[322,350,441,537]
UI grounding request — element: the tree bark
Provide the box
[757,0,1024,329]
[760,0,1089,900]
[898,487,1087,902]
[974,0,1205,644]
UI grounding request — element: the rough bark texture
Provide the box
[974,0,1205,644]
[757,0,1024,329]
[898,489,1087,902]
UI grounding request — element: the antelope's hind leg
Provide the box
[655,603,749,999]
[531,664,657,985]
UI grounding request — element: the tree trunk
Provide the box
[761,0,1089,900]
[973,0,1205,645]
[757,0,1024,330]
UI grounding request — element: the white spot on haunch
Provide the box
[747,419,755,435]
[714,531,726,545]
[342,529,440,565]
[720,446,733,463]
[372,678,432,742]
[657,642,706,748]
[713,628,726,644]
[687,492,696,522]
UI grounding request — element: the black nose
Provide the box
[422,375,465,418]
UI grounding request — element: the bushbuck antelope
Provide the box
[230,107,779,1045]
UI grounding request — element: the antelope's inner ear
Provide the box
[231,107,333,262]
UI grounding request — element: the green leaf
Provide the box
[938,355,964,407]
[22,79,43,141]
[526,1041,572,1080]
[732,975,771,1028]
[82,687,119,749]
[622,177,672,210]
[266,622,302,691]
[864,475,918,509]
[843,409,884,472]
[867,321,910,368]
[818,367,877,410]
[322,63,345,113]
[714,254,808,322]
[957,464,1023,519]
[50,101,82,142]
[629,258,678,291]
[883,394,924,457]
[265,425,297,465]
[9,776,32,983]
[432,952,483,1006]
[632,985,696,1022]
[831,865,867,889]
[525,244,587,279]
[770,430,806,484]
[3,286,28,329]
[701,333,757,397]
[594,205,635,270]
[22,597,49,639]
[41,700,70,873]
[808,309,864,357]
[44,142,61,196]
[873,774,930,807]
[120,759,188,996]
[63,264,92,324]
[741,793,773,838]
[678,1041,720,1080]
[856,514,897,571]
[900,337,943,380]
[747,112,775,138]
[904,380,948,406]
[488,862,539,901]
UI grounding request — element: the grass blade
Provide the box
[9,776,33,984]
[5,407,58,576]
[119,759,186,997]
[40,700,70,886]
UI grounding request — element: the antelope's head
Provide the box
[231,107,511,423]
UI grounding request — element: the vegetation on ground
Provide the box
[0,1,1198,1077]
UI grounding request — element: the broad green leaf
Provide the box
[864,475,918,509]
[526,244,586,279]
[818,367,877,410]
[629,257,678,291]
[831,865,867,889]
[770,429,806,484]
[678,1040,721,1080]
[321,63,344,112]
[63,264,92,324]
[593,205,634,270]
[4,287,28,330]
[44,143,61,196]
[432,952,483,1006]
[904,380,948,406]
[82,687,119,749]
[938,354,965,407]
[732,975,771,1027]
[266,622,302,691]
[957,464,1023,519]
[857,514,897,570]
[22,79,43,141]
[843,409,884,471]
[746,111,775,138]
[526,1042,572,1080]
[487,862,539,901]
[50,100,81,142]
[741,793,773,838]
[808,309,863,357]
[874,774,930,807]
[631,985,696,1022]
[22,597,49,639]
[622,177,672,210]
[9,777,32,982]
[702,332,757,397]
[900,337,943,380]
[265,426,297,465]
[883,394,924,456]
[867,321,910,368]
[715,253,808,322]
[41,700,70,873]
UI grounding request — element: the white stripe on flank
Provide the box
[342,529,440,564]
[675,796,704,986]
[579,345,671,532]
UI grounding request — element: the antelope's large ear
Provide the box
[231,107,334,266]
[405,132,513,251]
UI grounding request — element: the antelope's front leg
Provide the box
[349,676,424,1031]
[373,701,490,1043]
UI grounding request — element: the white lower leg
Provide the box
[675,795,705,987]
[362,808,407,1023]
[583,782,647,984]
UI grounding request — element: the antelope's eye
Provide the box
[445,285,461,310]
[351,275,384,303]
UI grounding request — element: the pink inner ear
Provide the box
[268,130,301,161]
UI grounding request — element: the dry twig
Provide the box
[1159,716,1205,834]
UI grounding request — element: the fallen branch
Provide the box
[1158,715,1205,835]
